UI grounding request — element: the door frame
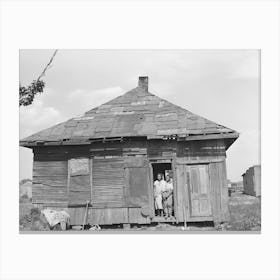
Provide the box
[148,158,177,220]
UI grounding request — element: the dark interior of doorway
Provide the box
[152,163,172,181]
[151,163,173,218]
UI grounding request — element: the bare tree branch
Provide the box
[19,49,58,106]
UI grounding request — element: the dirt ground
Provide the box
[19,192,261,232]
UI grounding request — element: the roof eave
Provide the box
[19,132,239,148]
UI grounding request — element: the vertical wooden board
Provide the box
[148,163,154,217]
[199,166,208,194]
[172,162,178,221]
[88,208,105,225]
[104,208,112,224]
[67,160,70,201]
[68,207,85,225]
[219,161,230,221]
[209,162,222,223]
[124,167,130,205]
[175,164,186,221]
[90,158,93,202]
[128,208,139,223]
[104,208,128,224]
[115,208,128,224]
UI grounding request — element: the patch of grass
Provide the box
[227,193,261,231]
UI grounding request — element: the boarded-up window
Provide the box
[92,158,125,208]
[69,158,91,204]
[69,158,89,176]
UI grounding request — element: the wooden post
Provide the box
[123,223,131,230]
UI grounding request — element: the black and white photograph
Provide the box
[19,49,261,232]
[1,1,280,280]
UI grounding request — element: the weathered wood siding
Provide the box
[92,158,125,208]
[32,161,68,204]
[177,139,226,158]
[175,158,229,223]
[31,138,230,225]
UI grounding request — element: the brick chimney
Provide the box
[138,76,148,91]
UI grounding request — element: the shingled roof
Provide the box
[20,77,239,147]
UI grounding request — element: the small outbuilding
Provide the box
[242,165,261,197]
[20,77,239,227]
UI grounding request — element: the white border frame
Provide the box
[1,1,280,280]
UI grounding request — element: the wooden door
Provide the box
[186,165,212,217]
[125,157,152,217]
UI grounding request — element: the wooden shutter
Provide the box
[68,158,91,204]
[126,165,150,209]
[92,158,125,208]
[186,164,212,217]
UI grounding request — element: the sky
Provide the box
[19,49,260,182]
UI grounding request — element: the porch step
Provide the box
[152,216,176,223]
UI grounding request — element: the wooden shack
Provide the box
[20,76,239,227]
[242,165,261,197]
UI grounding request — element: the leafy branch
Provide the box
[19,49,58,106]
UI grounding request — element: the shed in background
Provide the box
[242,165,261,197]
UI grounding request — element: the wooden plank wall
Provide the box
[220,160,230,221]
[177,139,226,158]
[69,173,91,204]
[209,161,229,224]
[175,158,229,224]
[32,139,229,225]
[32,161,68,204]
[92,158,126,208]
[148,140,176,157]
[69,207,150,225]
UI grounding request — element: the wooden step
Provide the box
[152,216,176,223]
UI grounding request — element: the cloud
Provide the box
[19,86,126,139]
[20,98,63,138]
[68,86,125,116]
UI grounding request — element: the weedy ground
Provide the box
[19,191,261,232]
[226,192,261,231]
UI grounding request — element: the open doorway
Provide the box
[152,163,172,180]
[151,162,174,218]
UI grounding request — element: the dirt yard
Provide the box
[19,192,261,232]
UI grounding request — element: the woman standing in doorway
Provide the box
[153,173,165,217]
[163,174,174,218]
